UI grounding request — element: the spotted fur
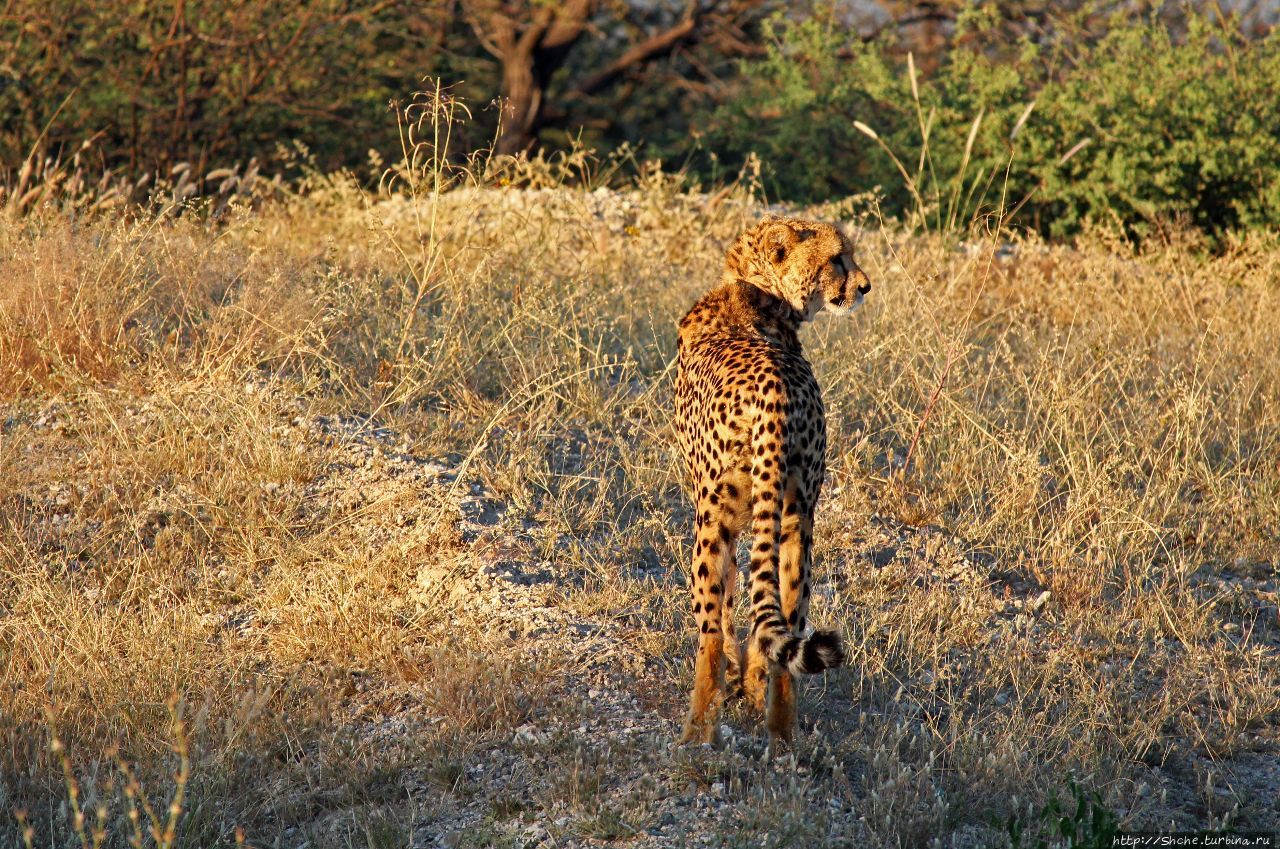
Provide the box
[674,215,870,745]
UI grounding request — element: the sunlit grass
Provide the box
[2,108,1278,843]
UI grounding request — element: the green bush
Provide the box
[0,1,467,174]
[706,9,1046,231]
[1026,13,1280,239]
[710,8,1280,242]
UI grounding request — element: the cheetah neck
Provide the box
[733,279,805,349]
[680,280,808,353]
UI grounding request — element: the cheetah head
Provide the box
[730,215,871,320]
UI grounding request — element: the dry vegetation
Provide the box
[1,135,1279,847]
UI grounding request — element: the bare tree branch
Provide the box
[573,9,699,98]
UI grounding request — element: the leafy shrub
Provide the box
[711,7,1280,242]
[707,10,1032,221]
[0,1,462,174]
[1002,781,1118,849]
[1025,13,1280,239]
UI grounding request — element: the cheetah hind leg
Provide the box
[679,632,724,745]
[721,553,744,701]
[766,668,796,746]
[743,630,769,714]
[723,632,744,701]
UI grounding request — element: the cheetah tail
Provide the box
[771,628,845,676]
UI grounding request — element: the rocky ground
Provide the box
[6,385,1279,848]
[245,406,1280,848]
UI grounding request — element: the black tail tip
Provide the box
[801,629,845,672]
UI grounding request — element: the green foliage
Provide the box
[707,8,1036,227]
[705,15,888,203]
[0,1,473,174]
[1025,13,1280,239]
[1002,780,1119,849]
[711,7,1280,242]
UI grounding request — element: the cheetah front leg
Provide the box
[743,455,785,720]
[680,506,729,745]
[767,490,813,744]
[715,478,749,702]
[720,551,743,700]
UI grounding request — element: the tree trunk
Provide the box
[469,0,594,156]
[494,39,542,155]
[469,0,713,156]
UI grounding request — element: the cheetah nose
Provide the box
[852,268,871,295]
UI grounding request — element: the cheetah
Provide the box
[673,214,870,745]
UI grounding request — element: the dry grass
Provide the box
[1,135,1278,846]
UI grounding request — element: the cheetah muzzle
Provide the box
[673,214,870,746]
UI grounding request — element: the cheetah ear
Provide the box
[762,220,796,266]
